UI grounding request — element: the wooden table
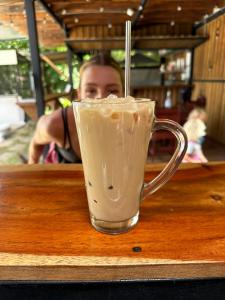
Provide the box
[0,163,225,299]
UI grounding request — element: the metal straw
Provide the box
[125,20,131,97]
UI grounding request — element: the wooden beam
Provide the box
[40,54,68,81]
[66,35,208,50]
[194,5,225,29]
[52,1,139,13]
[132,0,148,27]
[25,0,45,117]
[59,9,129,17]
[38,0,66,30]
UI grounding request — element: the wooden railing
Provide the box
[17,92,72,121]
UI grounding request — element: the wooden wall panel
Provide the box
[70,24,192,39]
[133,85,187,108]
[194,15,225,80]
[192,82,225,144]
[193,13,225,145]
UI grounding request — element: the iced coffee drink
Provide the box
[73,97,155,233]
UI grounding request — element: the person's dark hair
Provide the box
[79,53,124,88]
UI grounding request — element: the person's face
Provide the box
[78,65,123,99]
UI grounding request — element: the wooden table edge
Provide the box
[0,253,225,281]
[0,262,225,281]
[0,161,224,173]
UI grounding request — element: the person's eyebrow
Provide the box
[84,83,97,86]
[84,83,120,87]
[105,84,120,87]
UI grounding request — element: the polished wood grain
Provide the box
[0,163,225,281]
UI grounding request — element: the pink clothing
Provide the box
[44,142,58,164]
[183,140,202,163]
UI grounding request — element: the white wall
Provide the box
[0,95,25,126]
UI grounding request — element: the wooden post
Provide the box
[24,0,45,117]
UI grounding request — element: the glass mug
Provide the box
[73,98,187,234]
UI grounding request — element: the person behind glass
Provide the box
[28,53,123,164]
[182,107,208,163]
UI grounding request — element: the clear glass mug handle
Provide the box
[142,118,188,200]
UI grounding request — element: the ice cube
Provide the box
[107,94,118,99]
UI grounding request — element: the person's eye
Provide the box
[108,89,119,95]
[85,89,96,97]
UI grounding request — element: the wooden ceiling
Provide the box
[0,0,225,50]
[0,0,63,46]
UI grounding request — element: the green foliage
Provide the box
[0,39,29,50]
[111,50,125,62]
[0,40,32,97]
[111,50,135,62]
[43,63,67,94]
[58,97,72,107]
[111,50,160,64]
[82,53,91,61]
[0,39,161,98]
[142,50,160,62]
[41,45,67,53]
[0,39,71,97]
[42,54,81,94]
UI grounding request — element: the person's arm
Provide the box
[183,153,200,163]
[198,149,208,163]
[28,109,64,164]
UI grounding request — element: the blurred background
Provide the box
[0,0,225,164]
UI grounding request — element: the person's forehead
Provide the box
[81,65,121,85]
